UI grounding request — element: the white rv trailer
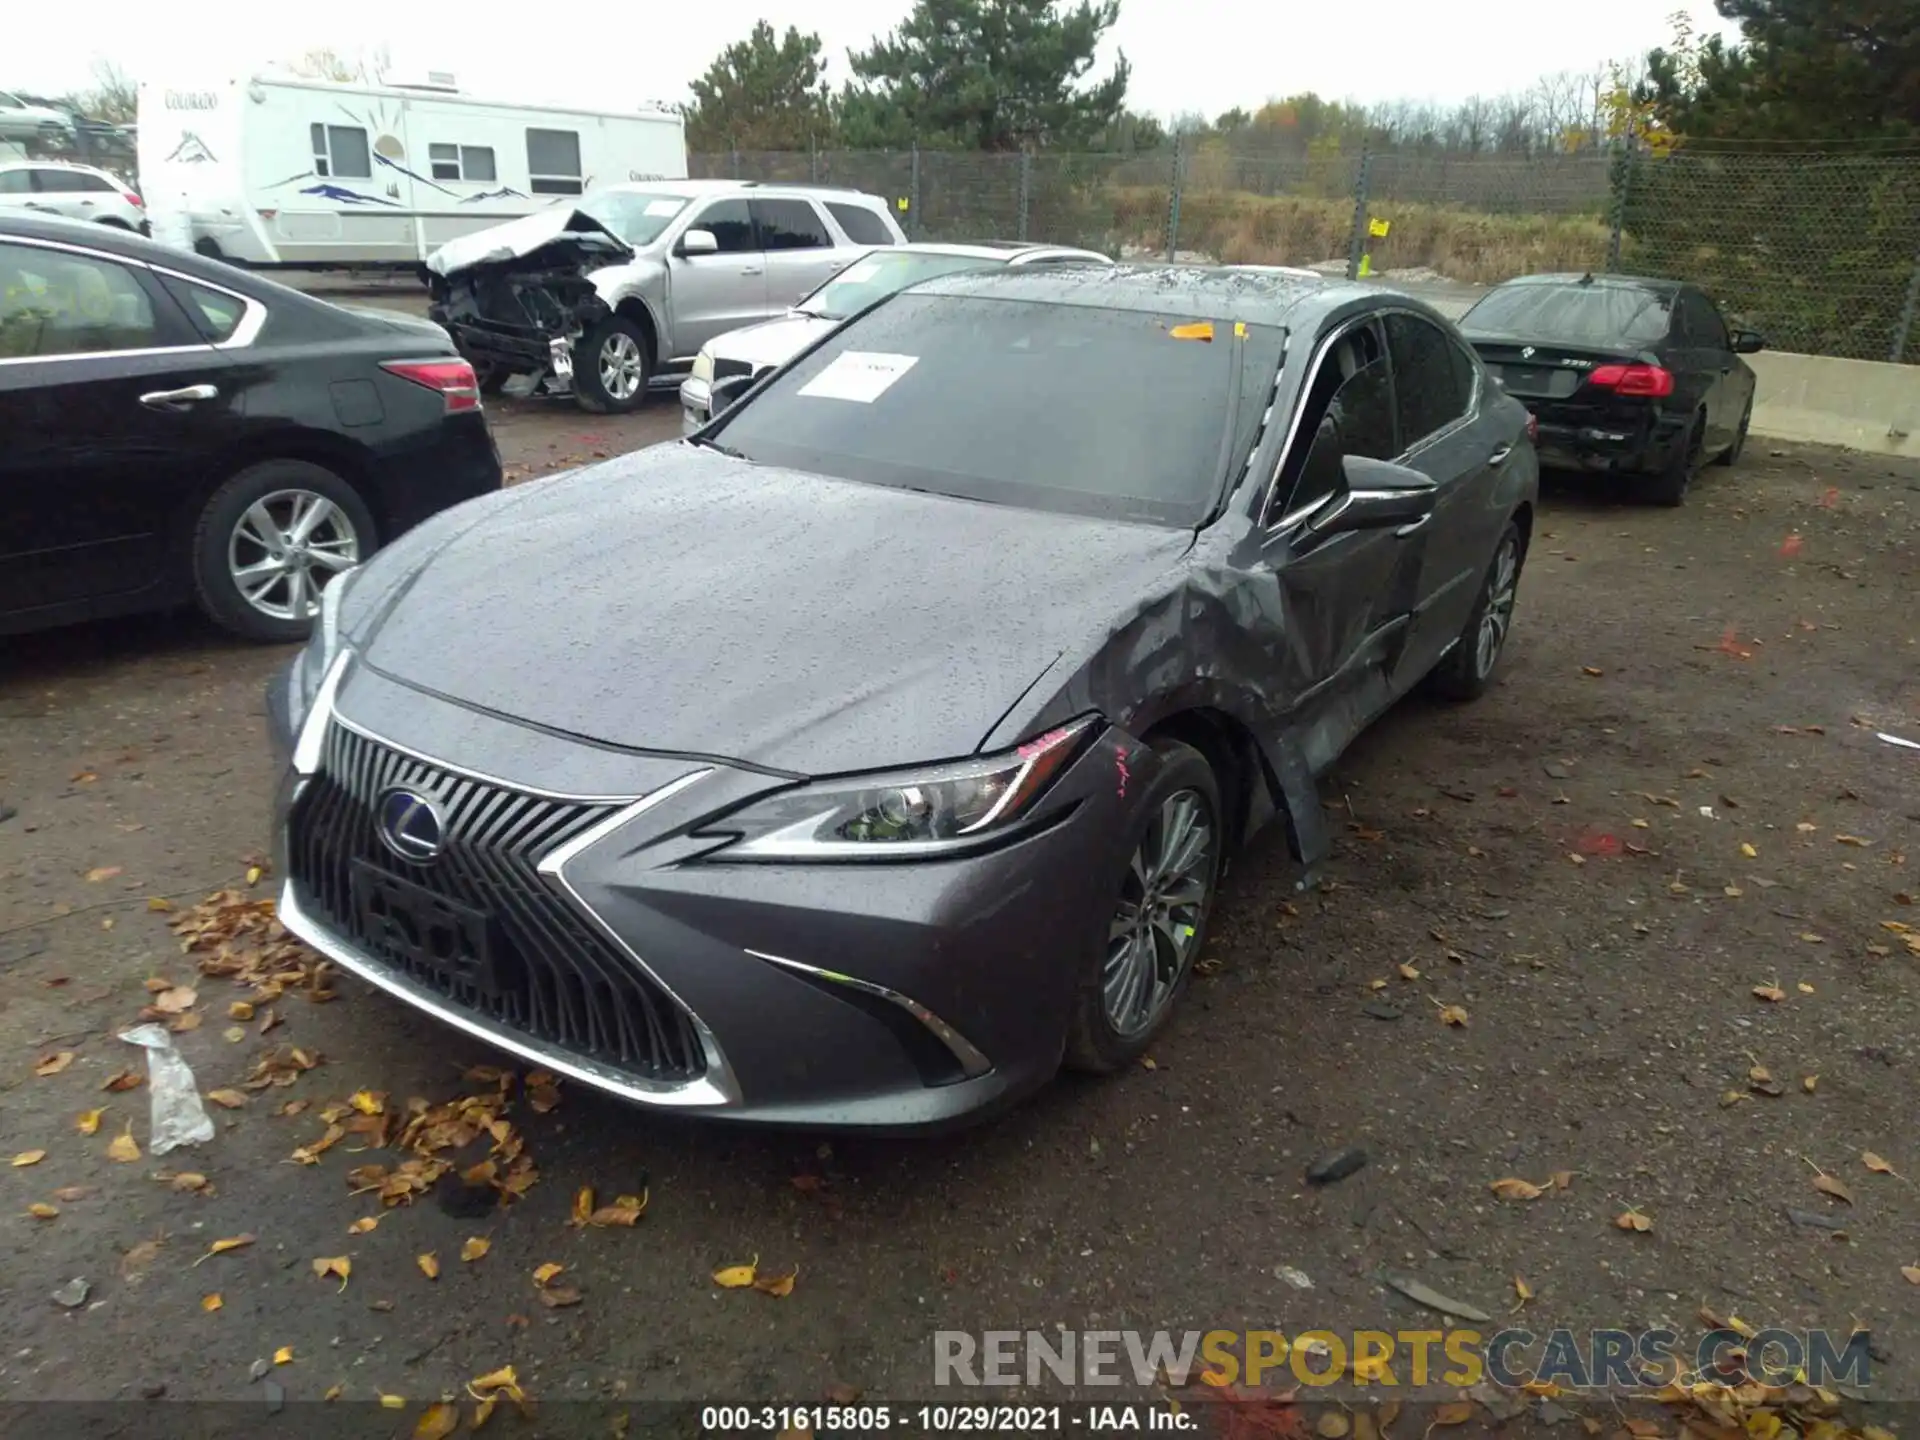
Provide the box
[135,72,686,267]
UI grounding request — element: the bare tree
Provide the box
[74,58,137,125]
[286,44,393,84]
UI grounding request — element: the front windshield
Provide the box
[1462,282,1671,345]
[578,191,690,247]
[799,251,1004,319]
[711,292,1285,528]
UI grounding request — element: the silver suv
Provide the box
[425,179,905,414]
[0,162,147,233]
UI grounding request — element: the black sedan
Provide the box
[267,265,1538,1131]
[0,213,502,641]
[1458,272,1765,506]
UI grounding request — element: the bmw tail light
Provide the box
[1587,363,1675,398]
[381,358,480,414]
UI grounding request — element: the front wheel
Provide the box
[191,459,376,642]
[574,316,650,414]
[1065,738,1223,1074]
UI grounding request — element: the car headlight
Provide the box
[690,349,714,384]
[699,718,1095,860]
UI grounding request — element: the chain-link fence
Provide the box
[695,143,1920,364]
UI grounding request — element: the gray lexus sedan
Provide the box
[268,265,1539,1131]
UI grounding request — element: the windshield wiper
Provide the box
[690,436,748,460]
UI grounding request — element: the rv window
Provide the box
[310,123,372,180]
[429,144,497,183]
[526,129,583,196]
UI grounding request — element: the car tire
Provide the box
[574,315,650,414]
[1712,397,1752,467]
[191,459,377,643]
[1642,410,1705,507]
[1064,737,1223,1075]
[1426,521,1525,702]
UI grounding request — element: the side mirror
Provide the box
[1306,456,1438,539]
[678,228,718,257]
[709,372,755,416]
[1731,329,1766,354]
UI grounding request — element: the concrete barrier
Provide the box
[1742,351,1920,458]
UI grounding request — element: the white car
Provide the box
[0,161,147,233]
[679,240,1113,431]
[0,90,72,146]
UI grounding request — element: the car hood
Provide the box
[708,312,838,370]
[357,444,1194,774]
[426,207,631,277]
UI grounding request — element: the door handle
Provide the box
[140,383,218,410]
[1487,443,1514,466]
[739,266,763,276]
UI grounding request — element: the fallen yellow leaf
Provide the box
[274,1346,295,1365]
[348,1216,379,1235]
[246,865,264,886]
[312,1256,351,1291]
[324,1385,343,1402]
[195,1234,256,1264]
[753,1268,797,1298]
[1616,1209,1654,1232]
[568,1186,594,1226]
[12,1150,46,1167]
[1902,1266,1920,1285]
[1752,984,1786,1003]
[380,1395,406,1410]
[473,1396,497,1428]
[1550,1170,1574,1190]
[147,897,174,912]
[588,1191,648,1227]
[1398,963,1421,981]
[28,1202,59,1220]
[1514,1276,1533,1302]
[461,1236,491,1263]
[1438,1004,1469,1027]
[1432,1402,1475,1426]
[532,1263,565,1287]
[201,1293,223,1312]
[107,1124,141,1163]
[1490,1177,1545,1201]
[1864,1152,1898,1176]
[35,1051,76,1077]
[205,1089,248,1109]
[470,1365,520,1394]
[1803,1075,1819,1093]
[75,1108,105,1135]
[228,1001,255,1021]
[1812,1173,1854,1204]
[417,1253,441,1280]
[413,1402,460,1440]
[86,866,123,883]
[713,1256,759,1288]
[1740,842,1758,858]
[1168,321,1215,341]
[348,1090,384,1116]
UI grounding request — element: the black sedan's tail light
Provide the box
[1586,362,1675,398]
[381,358,481,414]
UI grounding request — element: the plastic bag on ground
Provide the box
[118,1024,215,1155]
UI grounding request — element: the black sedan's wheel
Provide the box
[1066,738,1222,1073]
[1712,397,1752,467]
[191,459,376,642]
[574,316,650,414]
[1427,522,1524,702]
[1642,410,1705,506]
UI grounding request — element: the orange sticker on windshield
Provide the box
[1233,321,1248,338]
[1168,322,1214,342]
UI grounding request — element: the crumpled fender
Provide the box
[590,259,671,354]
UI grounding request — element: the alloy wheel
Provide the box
[599,332,645,402]
[1103,789,1216,1037]
[227,488,361,622]
[1474,535,1520,679]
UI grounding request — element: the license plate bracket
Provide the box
[350,859,503,997]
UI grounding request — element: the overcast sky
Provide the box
[15,0,1735,123]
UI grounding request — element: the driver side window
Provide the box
[688,199,755,254]
[1269,322,1397,523]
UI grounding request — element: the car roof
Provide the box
[1491,271,1685,296]
[906,262,1360,327]
[883,240,1108,262]
[588,178,888,205]
[0,159,116,175]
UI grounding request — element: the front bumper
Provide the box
[679,377,711,435]
[269,659,1130,1131]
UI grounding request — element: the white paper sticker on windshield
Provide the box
[797,351,919,404]
[644,199,683,217]
[838,261,882,284]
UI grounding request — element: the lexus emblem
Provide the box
[1520,345,1536,359]
[376,788,445,864]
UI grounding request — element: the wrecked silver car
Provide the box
[424,206,627,403]
[425,181,904,414]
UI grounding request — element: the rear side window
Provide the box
[1462,283,1671,346]
[0,170,29,195]
[159,273,248,343]
[1681,292,1730,349]
[0,241,162,358]
[753,198,831,250]
[826,201,894,245]
[36,170,115,193]
[1385,312,1474,446]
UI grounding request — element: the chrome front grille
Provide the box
[287,722,706,1082]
